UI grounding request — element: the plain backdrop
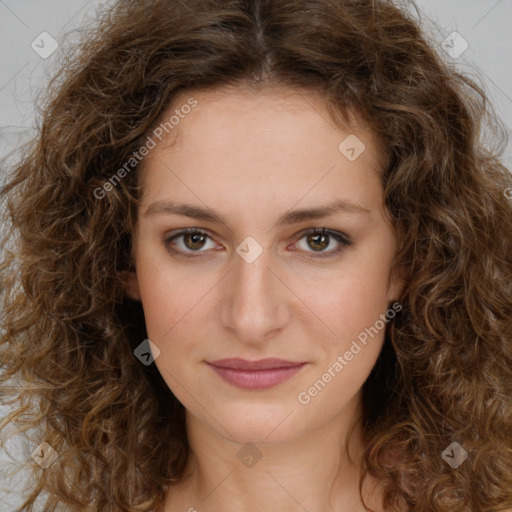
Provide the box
[0,0,511,509]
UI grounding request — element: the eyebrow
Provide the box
[144,199,370,226]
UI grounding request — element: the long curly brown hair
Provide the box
[1,0,512,510]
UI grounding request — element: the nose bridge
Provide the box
[235,245,271,302]
[221,241,288,341]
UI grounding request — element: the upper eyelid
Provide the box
[166,228,218,245]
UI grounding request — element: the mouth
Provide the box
[206,358,308,390]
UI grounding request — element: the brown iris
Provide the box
[184,232,207,251]
[307,232,329,251]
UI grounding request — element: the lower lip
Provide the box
[207,363,307,390]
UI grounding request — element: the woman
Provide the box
[1,0,511,511]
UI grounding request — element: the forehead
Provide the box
[138,86,385,213]
[145,85,379,154]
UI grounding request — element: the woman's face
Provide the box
[127,86,402,445]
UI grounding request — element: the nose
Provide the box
[220,243,290,345]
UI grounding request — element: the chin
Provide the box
[212,404,304,446]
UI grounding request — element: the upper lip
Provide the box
[207,358,306,370]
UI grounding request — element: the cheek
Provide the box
[136,261,205,397]
[137,271,176,341]
[290,255,394,350]
[134,245,212,341]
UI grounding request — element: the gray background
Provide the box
[1,0,511,510]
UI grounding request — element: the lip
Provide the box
[206,358,307,390]
[208,358,306,370]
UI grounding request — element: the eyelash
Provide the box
[163,227,352,259]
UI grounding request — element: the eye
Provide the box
[164,228,217,257]
[163,227,352,259]
[293,228,352,258]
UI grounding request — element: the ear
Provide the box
[387,263,407,304]
[122,270,141,301]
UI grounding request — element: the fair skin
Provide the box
[125,86,403,512]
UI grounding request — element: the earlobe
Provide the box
[122,270,142,301]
